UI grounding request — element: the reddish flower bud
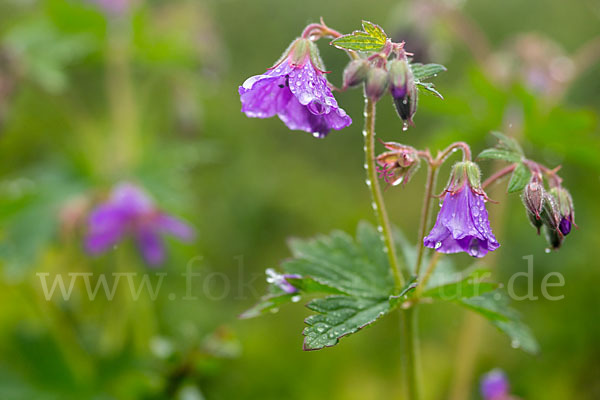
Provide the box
[342,59,369,89]
[521,174,545,234]
[364,67,389,101]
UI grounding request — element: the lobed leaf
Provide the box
[458,290,540,354]
[410,63,447,81]
[331,21,387,52]
[477,148,522,163]
[490,131,524,155]
[303,296,391,350]
[507,162,531,193]
[421,268,497,300]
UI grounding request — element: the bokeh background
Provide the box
[0,0,599,399]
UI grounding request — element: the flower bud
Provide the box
[539,192,564,249]
[342,59,369,89]
[364,67,389,101]
[549,186,574,236]
[376,142,420,186]
[388,59,418,126]
[521,176,545,234]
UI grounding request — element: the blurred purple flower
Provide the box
[85,182,195,266]
[265,268,300,294]
[89,0,130,16]
[424,187,499,258]
[480,369,510,400]
[238,39,352,138]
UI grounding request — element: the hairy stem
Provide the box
[363,99,404,289]
[482,163,516,189]
[402,307,421,400]
[414,163,439,276]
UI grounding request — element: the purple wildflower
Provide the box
[239,38,352,138]
[424,162,499,258]
[89,0,130,15]
[85,182,195,266]
[480,369,510,400]
[265,268,300,294]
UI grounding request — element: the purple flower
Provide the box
[265,268,300,294]
[239,38,352,138]
[424,187,499,258]
[89,0,130,15]
[480,369,510,400]
[85,183,195,266]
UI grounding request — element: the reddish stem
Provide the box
[481,164,516,189]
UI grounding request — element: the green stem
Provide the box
[414,163,439,276]
[363,99,404,289]
[402,307,421,400]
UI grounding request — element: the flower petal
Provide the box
[85,204,126,254]
[136,228,165,266]
[156,214,196,241]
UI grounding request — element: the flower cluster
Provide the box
[85,182,195,266]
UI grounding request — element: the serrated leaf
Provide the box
[477,148,522,163]
[331,21,387,52]
[490,131,524,155]
[417,82,444,99]
[303,296,391,350]
[458,291,539,354]
[410,63,447,81]
[285,222,394,299]
[421,268,496,300]
[361,21,387,43]
[507,163,531,193]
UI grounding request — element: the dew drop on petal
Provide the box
[312,132,321,138]
[434,241,442,250]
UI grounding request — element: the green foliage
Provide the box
[507,162,531,193]
[458,291,540,354]
[410,63,447,81]
[331,21,387,52]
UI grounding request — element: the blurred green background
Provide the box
[0,0,599,399]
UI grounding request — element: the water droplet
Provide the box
[434,241,442,249]
[362,130,367,137]
[363,163,369,169]
[371,201,378,210]
[291,295,301,303]
[338,108,347,117]
[402,122,408,132]
[365,179,372,186]
[468,238,480,257]
[270,307,279,313]
[312,132,321,138]
[545,248,551,253]
[317,326,325,333]
[511,339,520,349]
[296,81,301,86]
[383,247,389,253]
[472,207,480,217]
[377,226,383,233]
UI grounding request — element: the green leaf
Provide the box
[490,131,524,155]
[458,291,540,354]
[421,268,497,300]
[238,292,294,319]
[410,63,447,81]
[416,82,444,99]
[477,148,522,163]
[331,21,387,52]
[303,296,391,350]
[285,222,394,298]
[507,163,531,193]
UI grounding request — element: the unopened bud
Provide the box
[365,67,389,101]
[388,59,418,126]
[549,186,574,236]
[343,59,369,89]
[521,176,545,234]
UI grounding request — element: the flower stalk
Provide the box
[363,98,404,289]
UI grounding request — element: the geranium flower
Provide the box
[85,182,195,266]
[239,38,352,138]
[480,369,510,400]
[424,162,499,258]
